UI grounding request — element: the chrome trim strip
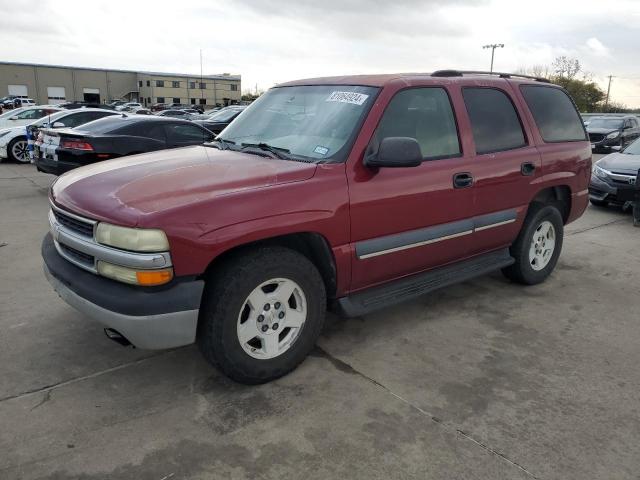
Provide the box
[356,208,518,260]
[49,209,172,271]
[50,201,98,224]
[474,218,516,232]
[358,230,474,259]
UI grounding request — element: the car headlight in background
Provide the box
[592,164,609,180]
[606,131,620,139]
[95,223,170,252]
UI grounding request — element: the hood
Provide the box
[596,152,640,174]
[52,146,317,226]
[586,127,619,135]
[0,119,30,129]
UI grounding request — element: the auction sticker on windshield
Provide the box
[326,91,369,105]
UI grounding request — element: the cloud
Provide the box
[585,37,610,57]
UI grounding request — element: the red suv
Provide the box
[43,71,591,383]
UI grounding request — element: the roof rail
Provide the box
[431,70,550,83]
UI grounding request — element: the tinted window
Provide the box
[76,117,129,134]
[463,88,526,154]
[167,124,209,142]
[520,86,586,142]
[376,88,460,160]
[115,122,166,141]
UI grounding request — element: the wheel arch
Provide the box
[199,231,338,299]
[530,185,572,223]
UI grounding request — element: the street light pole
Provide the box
[605,75,615,110]
[482,44,504,73]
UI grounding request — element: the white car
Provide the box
[116,102,142,111]
[0,108,117,162]
[0,106,62,129]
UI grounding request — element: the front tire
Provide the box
[7,137,29,163]
[197,246,326,384]
[502,203,564,285]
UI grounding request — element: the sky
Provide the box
[1,0,639,107]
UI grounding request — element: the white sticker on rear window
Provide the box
[326,91,369,106]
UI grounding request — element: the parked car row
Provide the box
[0,100,249,168]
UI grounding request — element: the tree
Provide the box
[518,56,621,112]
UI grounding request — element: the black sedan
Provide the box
[35,115,214,175]
[587,116,640,151]
[589,137,640,207]
[192,106,246,134]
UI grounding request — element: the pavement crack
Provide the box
[0,351,172,404]
[313,346,539,479]
[30,390,51,411]
[566,218,627,236]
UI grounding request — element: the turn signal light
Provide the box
[136,269,174,286]
[61,140,94,151]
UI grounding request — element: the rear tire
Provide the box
[502,203,564,285]
[197,246,326,384]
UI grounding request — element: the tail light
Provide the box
[61,139,94,151]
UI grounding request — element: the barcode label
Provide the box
[326,91,369,105]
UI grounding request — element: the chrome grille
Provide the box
[52,208,94,238]
[588,133,605,142]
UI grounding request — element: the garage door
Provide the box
[8,85,28,97]
[47,86,66,101]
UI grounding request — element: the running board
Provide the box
[335,248,514,317]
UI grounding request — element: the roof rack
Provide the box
[431,70,550,83]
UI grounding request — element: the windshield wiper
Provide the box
[241,142,291,160]
[209,137,236,150]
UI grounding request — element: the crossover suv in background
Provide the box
[0,108,117,162]
[42,71,590,384]
[587,116,640,151]
[589,137,640,207]
[35,115,214,175]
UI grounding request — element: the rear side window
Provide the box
[462,88,526,154]
[520,86,586,142]
[376,87,460,160]
[116,122,166,141]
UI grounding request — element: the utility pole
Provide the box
[482,44,504,73]
[605,75,614,109]
[200,49,204,106]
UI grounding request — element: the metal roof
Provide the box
[0,61,240,81]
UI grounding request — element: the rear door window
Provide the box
[520,85,586,142]
[166,124,210,143]
[462,88,526,154]
[376,87,461,160]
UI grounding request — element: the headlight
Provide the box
[606,131,620,139]
[97,261,173,286]
[593,165,609,180]
[95,223,169,252]
[0,129,11,137]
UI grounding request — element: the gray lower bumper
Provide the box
[44,264,199,349]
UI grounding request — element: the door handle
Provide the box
[453,172,473,188]
[521,162,536,176]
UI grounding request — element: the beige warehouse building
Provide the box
[0,61,241,107]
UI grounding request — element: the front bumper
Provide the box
[42,233,205,349]
[590,136,622,150]
[0,145,7,159]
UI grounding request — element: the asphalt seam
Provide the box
[0,352,170,403]
[566,218,628,236]
[313,346,540,479]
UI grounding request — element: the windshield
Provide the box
[623,138,640,155]
[589,118,624,129]
[218,85,379,162]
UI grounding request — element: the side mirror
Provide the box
[364,137,422,168]
[52,122,65,128]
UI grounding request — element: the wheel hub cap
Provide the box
[528,220,556,271]
[237,278,307,360]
